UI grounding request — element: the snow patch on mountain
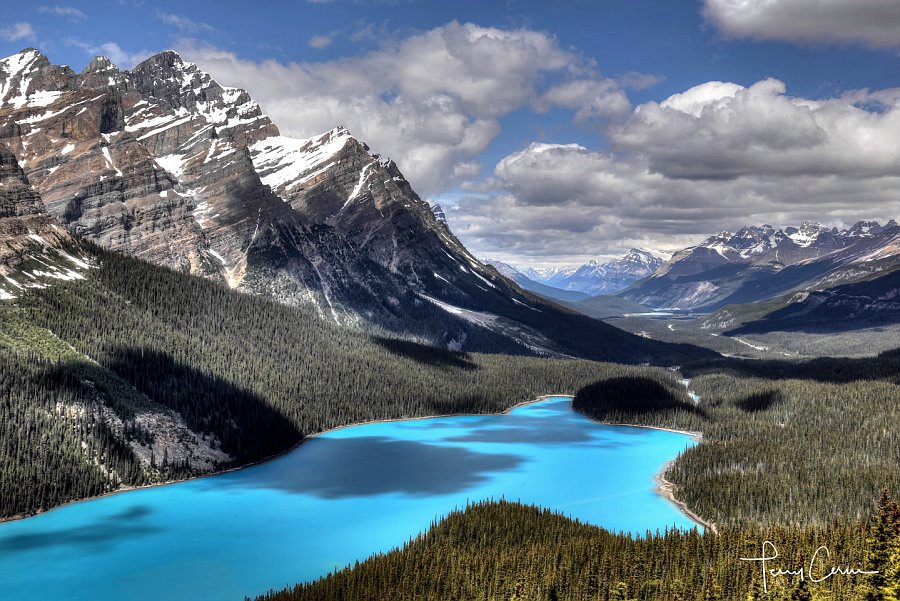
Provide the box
[523,248,670,295]
[251,128,352,192]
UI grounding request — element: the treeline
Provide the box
[254,496,900,601]
[573,367,900,527]
[0,247,685,519]
[572,376,702,420]
[0,350,152,518]
[683,348,900,384]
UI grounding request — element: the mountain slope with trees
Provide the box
[0,48,716,359]
[0,243,698,520]
[255,497,899,601]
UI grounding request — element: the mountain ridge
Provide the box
[520,248,670,296]
[0,47,712,363]
[620,220,900,311]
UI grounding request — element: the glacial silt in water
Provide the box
[0,396,699,600]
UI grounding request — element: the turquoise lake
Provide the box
[0,396,699,600]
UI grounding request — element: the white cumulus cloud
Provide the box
[176,21,628,194]
[703,0,900,49]
[449,80,900,265]
[611,78,900,180]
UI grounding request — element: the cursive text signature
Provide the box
[740,541,878,593]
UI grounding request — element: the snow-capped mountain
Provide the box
[524,248,670,296]
[0,142,92,300]
[622,220,900,310]
[430,203,449,229]
[0,48,706,363]
[524,265,575,285]
[483,259,589,302]
[483,259,523,281]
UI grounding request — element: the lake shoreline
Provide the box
[0,394,566,525]
[0,393,712,533]
[576,418,713,533]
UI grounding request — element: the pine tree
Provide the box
[791,578,812,601]
[867,489,900,600]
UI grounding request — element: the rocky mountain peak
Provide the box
[77,55,127,91]
[430,203,449,228]
[0,48,56,108]
[785,221,832,247]
[126,50,278,146]
[81,56,116,75]
[133,50,187,74]
[847,220,882,237]
[620,247,669,267]
[131,50,216,106]
[4,48,49,70]
[799,220,825,231]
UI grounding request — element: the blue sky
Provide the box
[2,0,900,265]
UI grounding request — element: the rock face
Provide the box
[0,141,90,299]
[0,48,489,330]
[620,221,900,311]
[0,140,43,217]
[1,48,703,361]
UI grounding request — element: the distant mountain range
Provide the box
[0,47,709,364]
[482,260,590,302]
[491,220,900,335]
[487,248,670,301]
[619,220,900,313]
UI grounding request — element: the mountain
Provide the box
[593,248,671,294]
[706,266,900,336]
[483,259,589,302]
[524,248,670,296]
[430,203,449,228]
[0,48,711,363]
[523,265,575,285]
[0,138,709,519]
[0,142,92,299]
[620,221,900,311]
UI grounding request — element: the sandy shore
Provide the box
[655,461,718,534]
[580,418,714,533]
[0,393,715,533]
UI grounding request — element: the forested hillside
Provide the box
[253,353,900,601]
[0,246,689,520]
[573,360,900,527]
[255,497,900,601]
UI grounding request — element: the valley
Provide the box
[0,10,899,598]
